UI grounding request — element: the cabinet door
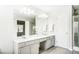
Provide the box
[19,46,31,54]
[30,43,39,54]
[50,36,55,46]
[45,38,51,50]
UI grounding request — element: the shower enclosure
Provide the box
[73,16,79,51]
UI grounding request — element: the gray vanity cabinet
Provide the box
[19,45,31,54]
[30,43,39,54]
[14,35,55,54]
[17,41,40,54]
[50,36,55,46]
[44,37,52,50]
[44,36,55,50]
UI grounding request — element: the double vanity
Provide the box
[14,7,55,54]
[14,34,55,54]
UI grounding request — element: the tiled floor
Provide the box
[40,47,79,54]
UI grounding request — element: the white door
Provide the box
[55,15,70,49]
[73,16,79,51]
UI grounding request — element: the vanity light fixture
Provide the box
[20,7,35,16]
[37,13,48,18]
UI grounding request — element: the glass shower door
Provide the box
[73,16,79,51]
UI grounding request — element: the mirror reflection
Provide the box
[14,6,48,37]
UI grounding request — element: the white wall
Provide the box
[36,5,72,50]
[0,6,16,53]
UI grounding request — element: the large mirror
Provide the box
[16,17,36,37]
[14,6,48,37]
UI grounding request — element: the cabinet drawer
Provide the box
[34,39,40,43]
[19,42,26,48]
[30,43,39,54]
[18,40,39,48]
[39,38,47,42]
[25,41,35,45]
[50,36,55,39]
[19,46,31,54]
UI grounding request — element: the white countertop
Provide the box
[14,34,55,43]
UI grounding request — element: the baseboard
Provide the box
[66,48,72,51]
[55,46,73,51]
